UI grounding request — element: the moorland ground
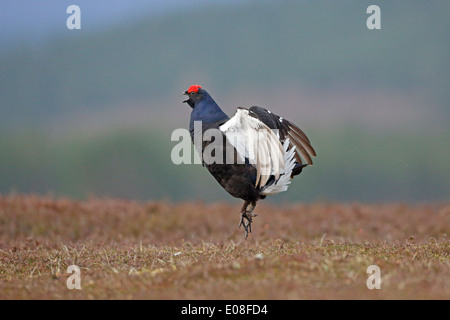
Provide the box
[0,195,448,299]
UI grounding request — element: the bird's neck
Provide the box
[189,96,229,133]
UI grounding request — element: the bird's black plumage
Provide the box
[183,85,316,238]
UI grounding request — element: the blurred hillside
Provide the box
[0,0,449,202]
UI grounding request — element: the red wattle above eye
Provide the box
[187,85,202,93]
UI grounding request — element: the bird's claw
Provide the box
[239,211,258,239]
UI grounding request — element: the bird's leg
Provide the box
[238,201,258,239]
[245,201,257,234]
[238,201,249,234]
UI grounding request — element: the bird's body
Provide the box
[183,85,316,238]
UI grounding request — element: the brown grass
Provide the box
[0,194,448,300]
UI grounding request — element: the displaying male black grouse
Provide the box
[183,85,316,238]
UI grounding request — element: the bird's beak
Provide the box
[182,91,189,103]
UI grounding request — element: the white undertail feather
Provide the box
[261,139,297,195]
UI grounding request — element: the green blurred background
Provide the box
[0,0,449,203]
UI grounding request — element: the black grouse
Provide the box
[183,85,316,238]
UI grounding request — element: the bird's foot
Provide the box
[238,211,258,240]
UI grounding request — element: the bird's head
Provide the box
[183,85,205,108]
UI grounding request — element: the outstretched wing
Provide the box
[219,107,285,188]
[248,106,316,165]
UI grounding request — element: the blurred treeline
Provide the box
[0,0,449,202]
[1,127,448,202]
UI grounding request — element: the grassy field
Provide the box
[0,195,448,300]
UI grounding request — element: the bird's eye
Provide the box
[190,92,195,95]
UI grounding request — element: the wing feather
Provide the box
[248,106,316,165]
[220,108,285,188]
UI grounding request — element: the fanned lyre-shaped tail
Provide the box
[248,106,316,166]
